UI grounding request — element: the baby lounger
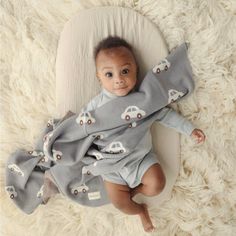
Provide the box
[56,6,180,207]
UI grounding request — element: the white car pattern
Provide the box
[8,164,24,177]
[121,106,146,121]
[52,149,63,161]
[47,118,56,129]
[5,186,17,199]
[28,150,48,163]
[71,184,89,195]
[37,185,44,198]
[28,150,44,157]
[43,142,48,155]
[43,131,54,143]
[92,133,104,140]
[168,89,185,103]
[39,155,49,163]
[82,166,91,175]
[76,112,96,125]
[152,59,171,73]
[128,122,137,128]
[103,141,126,154]
[90,151,104,160]
[43,132,54,155]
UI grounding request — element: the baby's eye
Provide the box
[121,69,129,75]
[105,72,113,78]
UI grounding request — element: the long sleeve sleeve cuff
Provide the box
[182,121,196,136]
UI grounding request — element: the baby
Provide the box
[81,36,206,233]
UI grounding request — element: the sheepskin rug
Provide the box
[1,0,236,235]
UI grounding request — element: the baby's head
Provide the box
[94,36,139,96]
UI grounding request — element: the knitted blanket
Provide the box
[5,42,194,214]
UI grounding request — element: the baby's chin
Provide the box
[113,88,131,96]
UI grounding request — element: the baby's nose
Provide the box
[115,80,125,85]
[114,77,125,85]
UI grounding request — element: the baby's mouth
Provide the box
[115,86,128,90]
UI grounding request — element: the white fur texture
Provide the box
[1,0,236,235]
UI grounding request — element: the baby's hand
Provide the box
[190,128,206,144]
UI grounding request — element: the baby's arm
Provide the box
[155,106,196,136]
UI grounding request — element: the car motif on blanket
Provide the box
[71,184,89,195]
[8,164,24,177]
[39,155,49,163]
[37,185,44,198]
[92,133,104,140]
[47,118,56,129]
[103,141,126,154]
[43,144,47,156]
[28,151,48,163]
[28,150,42,156]
[82,166,91,175]
[43,131,54,143]
[128,122,137,128]
[52,149,63,161]
[168,89,185,103]
[76,112,96,125]
[121,106,146,121]
[5,186,17,199]
[90,151,104,160]
[152,59,171,73]
[43,142,48,155]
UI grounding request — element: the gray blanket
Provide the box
[5,42,194,214]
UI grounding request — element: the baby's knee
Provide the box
[156,174,166,192]
[147,174,166,196]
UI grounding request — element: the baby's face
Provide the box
[95,46,138,96]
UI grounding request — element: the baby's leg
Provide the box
[131,163,166,198]
[104,180,143,214]
[104,180,155,232]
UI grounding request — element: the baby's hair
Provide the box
[94,35,139,74]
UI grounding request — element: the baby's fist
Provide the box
[190,129,206,144]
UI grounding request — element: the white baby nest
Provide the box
[56,6,180,207]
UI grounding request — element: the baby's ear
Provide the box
[96,73,101,83]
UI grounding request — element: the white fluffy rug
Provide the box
[1,0,236,235]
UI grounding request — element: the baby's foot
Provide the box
[139,203,156,233]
